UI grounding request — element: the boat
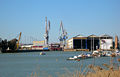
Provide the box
[77,54,82,58]
[67,56,78,60]
[67,53,92,60]
[103,51,112,57]
[92,50,106,57]
[40,52,46,55]
[78,53,92,59]
[115,49,120,56]
[86,53,93,58]
[92,50,99,55]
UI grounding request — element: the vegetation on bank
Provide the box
[0,39,17,53]
[30,64,120,77]
[30,56,120,77]
[59,64,120,77]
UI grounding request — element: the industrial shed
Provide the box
[67,34,113,51]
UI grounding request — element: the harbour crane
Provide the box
[16,32,22,50]
[44,17,50,47]
[59,21,68,49]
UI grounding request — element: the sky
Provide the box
[0,0,120,43]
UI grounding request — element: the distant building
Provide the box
[99,34,113,50]
[33,41,45,46]
[32,41,45,50]
[67,34,113,51]
[20,41,45,50]
[21,44,33,50]
[67,34,87,49]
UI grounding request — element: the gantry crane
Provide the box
[44,17,50,47]
[16,32,22,50]
[59,21,68,49]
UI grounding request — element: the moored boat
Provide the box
[40,52,46,55]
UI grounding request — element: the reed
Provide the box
[57,56,120,77]
[58,64,120,77]
[30,65,120,77]
[30,56,120,77]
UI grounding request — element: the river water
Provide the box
[0,51,120,77]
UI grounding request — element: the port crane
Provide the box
[16,32,22,50]
[44,17,50,47]
[59,21,68,49]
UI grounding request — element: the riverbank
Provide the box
[0,51,120,77]
[57,65,120,77]
[30,65,120,77]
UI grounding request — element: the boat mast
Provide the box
[93,36,94,51]
[91,37,92,52]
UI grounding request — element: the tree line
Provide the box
[0,38,18,53]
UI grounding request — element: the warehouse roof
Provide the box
[74,34,85,37]
[88,34,98,37]
[99,34,112,37]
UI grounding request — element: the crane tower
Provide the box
[44,17,50,47]
[59,21,68,49]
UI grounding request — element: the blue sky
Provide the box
[0,0,120,43]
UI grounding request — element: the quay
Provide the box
[64,49,89,51]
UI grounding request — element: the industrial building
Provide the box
[67,34,113,51]
[20,41,45,50]
[21,44,33,50]
[49,43,62,51]
[32,41,45,50]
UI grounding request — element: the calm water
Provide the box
[0,51,120,77]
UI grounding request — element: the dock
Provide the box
[64,49,89,51]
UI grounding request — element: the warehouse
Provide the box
[67,34,113,51]
[99,34,113,50]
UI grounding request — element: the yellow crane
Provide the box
[16,32,22,50]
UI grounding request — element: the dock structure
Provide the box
[64,49,89,51]
[66,34,113,51]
